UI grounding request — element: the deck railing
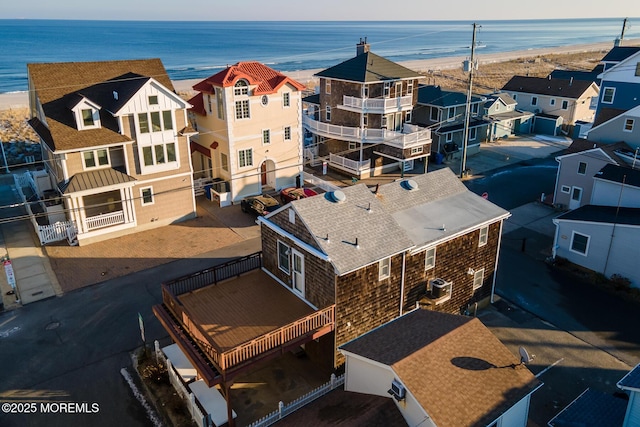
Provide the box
[329,153,369,174]
[85,210,125,231]
[342,94,413,113]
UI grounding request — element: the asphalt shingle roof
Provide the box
[340,309,541,427]
[315,51,421,83]
[618,363,640,390]
[559,139,631,166]
[556,205,640,226]
[595,163,640,188]
[548,389,627,427]
[601,46,640,63]
[417,85,483,107]
[502,75,596,99]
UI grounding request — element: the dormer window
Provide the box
[82,109,95,127]
[234,80,249,96]
[73,97,101,130]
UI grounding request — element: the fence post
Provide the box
[330,373,336,389]
[189,392,197,420]
[278,401,284,419]
[154,340,160,363]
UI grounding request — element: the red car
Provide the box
[280,187,318,204]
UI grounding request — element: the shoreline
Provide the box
[3,39,639,110]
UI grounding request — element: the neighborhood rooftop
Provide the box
[502,75,595,99]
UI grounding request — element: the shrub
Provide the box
[610,274,632,291]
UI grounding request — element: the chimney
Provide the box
[357,37,370,56]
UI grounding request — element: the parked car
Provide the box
[240,194,280,216]
[280,187,318,204]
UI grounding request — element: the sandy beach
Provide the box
[2,39,638,110]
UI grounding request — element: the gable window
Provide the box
[602,87,615,104]
[550,98,556,106]
[220,152,228,172]
[479,226,489,247]
[570,231,589,255]
[278,241,290,273]
[624,118,634,132]
[425,247,436,270]
[238,148,253,168]
[235,100,250,119]
[326,105,331,122]
[138,111,173,133]
[283,92,291,107]
[430,107,438,122]
[148,95,158,105]
[139,113,150,133]
[577,161,587,175]
[140,187,154,205]
[383,82,391,98]
[379,257,391,280]
[473,268,485,290]
[531,96,538,106]
[215,89,224,119]
[151,112,162,132]
[284,126,291,141]
[82,109,95,127]
[561,100,569,110]
[234,80,249,96]
[262,129,271,145]
[325,80,331,94]
[469,127,477,141]
[83,148,109,169]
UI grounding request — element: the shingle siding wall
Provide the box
[269,209,321,250]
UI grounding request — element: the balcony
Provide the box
[329,153,369,175]
[154,252,336,384]
[340,95,414,114]
[85,210,126,231]
[303,115,431,149]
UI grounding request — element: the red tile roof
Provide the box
[188,92,206,116]
[193,61,305,95]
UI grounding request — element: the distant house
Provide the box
[502,75,599,130]
[340,309,542,427]
[303,39,432,178]
[188,62,306,204]
[588,104,640,150]
[549,363,640,427]
[552,139,634,210]
[27,59,197,246]
[412,85,488,157]
[599,45,640,72]
[482,92,534,141]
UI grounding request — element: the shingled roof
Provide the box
[555,205,640,226]
[315,51,421,83]
[557,139,632,166]
[417,85,484,107]
[595,163,640,188]
[502,75,596,99]
[340,309,541,427]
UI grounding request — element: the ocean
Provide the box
[0,18,637,94]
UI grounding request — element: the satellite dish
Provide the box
[519,346,535,365]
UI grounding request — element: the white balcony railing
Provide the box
[85,210,126,231]
[341,95,413,113]
[303,115,431,149]
[329,153,369,174]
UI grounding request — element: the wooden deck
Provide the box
[178,269,315,352]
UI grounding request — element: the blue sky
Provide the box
[5,0,640,20]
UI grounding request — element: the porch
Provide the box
[339,94,414,114]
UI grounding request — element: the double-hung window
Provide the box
[278,241,290,273]
[602,87,615,104]
[83,148,109,169]
[379,257,391,280]
[215,89,224,119]
[140,187,154,205]
[531,96,538,106]
[473,268,485,290]
[561,100,569,110]
[238,148,253,168]
[262,129,271,145]
[577,161,587,175]
[624,118,634,132]
[570,232,589,255]
[479,226,488,247]
[326,106,331,122]
[235,100,250,119]
[283,92,291,107]
[425,247,436,270]
[82,109,95,127]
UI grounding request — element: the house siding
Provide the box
[554,152,612,209]
[588,112,640,148]
[133,174,195,226]
[595,81,640,119]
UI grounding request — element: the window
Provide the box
[382,116,388,128]
[215,88,224,119]
[325,80,331,94]
[235,100,250,119]
[383,82,390,98]
[284,126,291,141]
[140,187,154,205]
[425,247,436,270]
[138,111,172,133]
[531,96,538,106]
[326,106,331,122]
[447,107,455,121]
[262,129,271,145]
[148,95,158,105]
[207,94,212,113]
[410,146,423,155]
[150,112,161,132]
[82,109,94,127]
[234,80,248,96]
[138,113,149,133]
[473,268,485,290]
[395,82,402,96]
[142,143,176,167]
[220,152,228,171]
[561,185,571,194]
[261,95,269,106]
[362,114,368,127]
[624,118,634,132]
[407,80,413,95]
[430,107,438,122]
[379,257,391,280]
[83,149,109,169]
[238,148,253,168]
[602,87,615,104]
[405,110,412,123]
[512,93,517,101]
[550,98,556,106]
[469,127,477,141]
[348,142,357,151]
[283,92,290,107]
[362,85,369,98]
[570,232,589,255]
[562,100,569,110]
[471,103,479,115]
[577,161,587,175]
[278,241,290,273]
[446,133,453,142]
[479,226,488,247]
[162,111,173,130]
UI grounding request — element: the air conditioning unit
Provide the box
[430,278,452,298]
[388,378,406,401]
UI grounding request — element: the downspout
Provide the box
[552,219,560,259]
[490,220,504,304]
[399,252,407,316]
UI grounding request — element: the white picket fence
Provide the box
[247,373,345,427]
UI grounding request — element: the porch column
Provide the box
[75,196,87,233]
[121,187,135,224]
[222,381,235,427]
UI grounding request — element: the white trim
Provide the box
[601,87,616,104]
[53,140,134,155]
[472,268,485,290]
[624,118,635,132]
[424,247,436,270]
[291,248,305,297]
[560,185,571,194]
[134,170,192,185]
[490,220,504,303]
[378,257,391,280]
[569,230,590,256]
[257,217,331,262]
[479,225,489,247]
[261,267,318,310]
[277,239,291,274]
[140,186,154,206]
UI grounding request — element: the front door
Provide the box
[291,249,305,297]
[569,186,583,210]
[261,162,267,185]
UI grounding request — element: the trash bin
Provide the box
[434,152,444,165]
[204,185,213,200]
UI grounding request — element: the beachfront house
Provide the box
[552,139,634,210]
[302,39,432,178]
[187,62,306,205]
[153,167,510,424]
[482,92,534,141]
[26,59,197,246]
[340,309,542,427]
[501,75,599,134]
[411,85,488,159]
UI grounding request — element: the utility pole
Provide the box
[621,17,628,41]
[460,23,479,178]
[0,138,9,174]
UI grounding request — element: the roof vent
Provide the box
[401,179,418,191]
[328,190,346,203]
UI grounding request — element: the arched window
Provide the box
[234,80,249,96]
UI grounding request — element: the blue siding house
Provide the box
[593,49,640,128]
